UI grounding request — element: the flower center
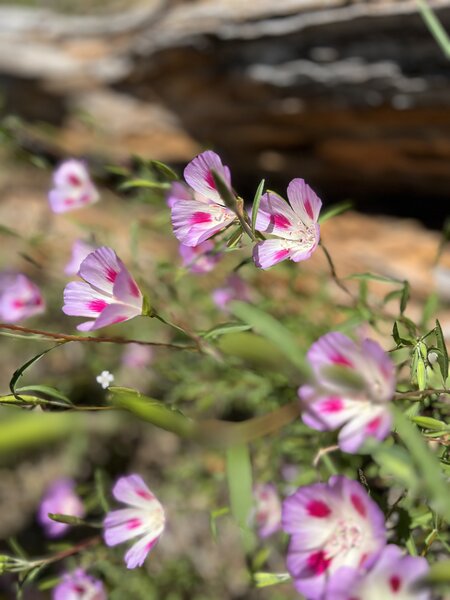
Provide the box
[324,519,362,559]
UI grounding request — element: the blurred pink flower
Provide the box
[53,568,106,600]
[49,159,99,213]
[170,151,237,246]
[253,483,282,538]
[253,179,321,269]
[38,478,84,538]
[103,474,165,569]
[299,332,395,453]
[122,343,154,369]
[179,240,222,274]
[65,240,97,276]
[0,272,45,323]
[212,274,252,311]
[283,475,386,600]
[63,246,143,331]
[325,545,430,600]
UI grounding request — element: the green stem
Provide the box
[319,241,354,299]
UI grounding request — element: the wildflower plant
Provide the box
[0,143,448,600]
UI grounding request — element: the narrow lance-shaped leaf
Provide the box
[251,178,265,235]
[226,444,255,553]
[435,319,449,384]
[9,344,62,399]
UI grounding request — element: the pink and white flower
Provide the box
[170,151,237,246]
[212,274,252,311]
[65,240,97,276]
[253,179,322,269]
[282,475,386,600]
[299,332,395,453]
[53,568,106,600]
[325,545,430,600]
[179,240,222,274]
[49,159,99,213]
[38,478,84,538]
[0,272,45,323]
[63,246,143,331]
[253,483,282,538]
[103,474,165,569]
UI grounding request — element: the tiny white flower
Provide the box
[96,370,114,389]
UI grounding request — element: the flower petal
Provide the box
[252,239,293,269]
[184,150,232,203]
[338,406,392,453]
[287,178,322,223]
[62,281,111,318]
[103,508,151,546]
[87,303,140,331]
[78,247,122,295]
[124,530,162,569]
[171,199,235,246]
[299,385,363,432]
[254,192,297,238]
[112,474,158,509]
[113,267,143,308]
[166,181,193,208]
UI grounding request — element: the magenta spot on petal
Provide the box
[331,353,353,368]
[137,489,154,501]
[191,211,212,225]
[146,538,157,552]
[129,278,140,298]
[12,299,25,309]
[351,494,366,518]
[80,193,91,204]
[88,299,107,313]
[307,550,331,575]
[127,518,142,530]
[112,316,127,324]
[389,575,401,593]
[366,416,382,433]
[205,170,217,190]
[73,585,86,594]
[359,552,368,567]
[274,249,290,261]
[320,397,344,413]
[271,213,291,229]
[68,173,82,186]
[64,198,75,206]
[106,268,118,283]
[307,500,331,518]
[304,198,314,220]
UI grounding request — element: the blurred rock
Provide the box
[0,1,450,225]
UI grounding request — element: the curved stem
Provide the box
[394,388,450,400]
[319,241,354,299]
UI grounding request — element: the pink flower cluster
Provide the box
[0,272,44,323]
[168,150,322,270]
[283,475,429,600]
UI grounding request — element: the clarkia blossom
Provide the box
[65,240,97,276]
[179,240,222,274]
[0,273,45,323]
[103,474,165,569]
[212,274,252,311]
[299,332,395,453]
[38,478,84,538]
[53,568,106,600]
[325,545,430,600]
[253,483,282,538]
[253,178,321,269]
[49,159,99,213]
[282,475,386,600]
[170,151,237,246]
[63,246,143,331]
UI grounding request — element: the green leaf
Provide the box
[14,385,72,406]
[226,444,255,552]
[201,323,252,340]
[372,443,418,489]
[254,572,291,588]
[346,273,403,284]
[412,416,450,431]
[426,559,450,584]
[229,301,309,376]
[211,170,237,211]
[416,0,450,59]
[47,513,88,527]
[209,507,230,541]
[435,319,449,384]
[226,226,243,249]
[148,159,179,181]
[119,179,171,191]
[251,179,265,234]
[400,280,410,314]
[393,406,450,522]
[9,345,62,398]
[318,201,352,223]
[416,356,427,390]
